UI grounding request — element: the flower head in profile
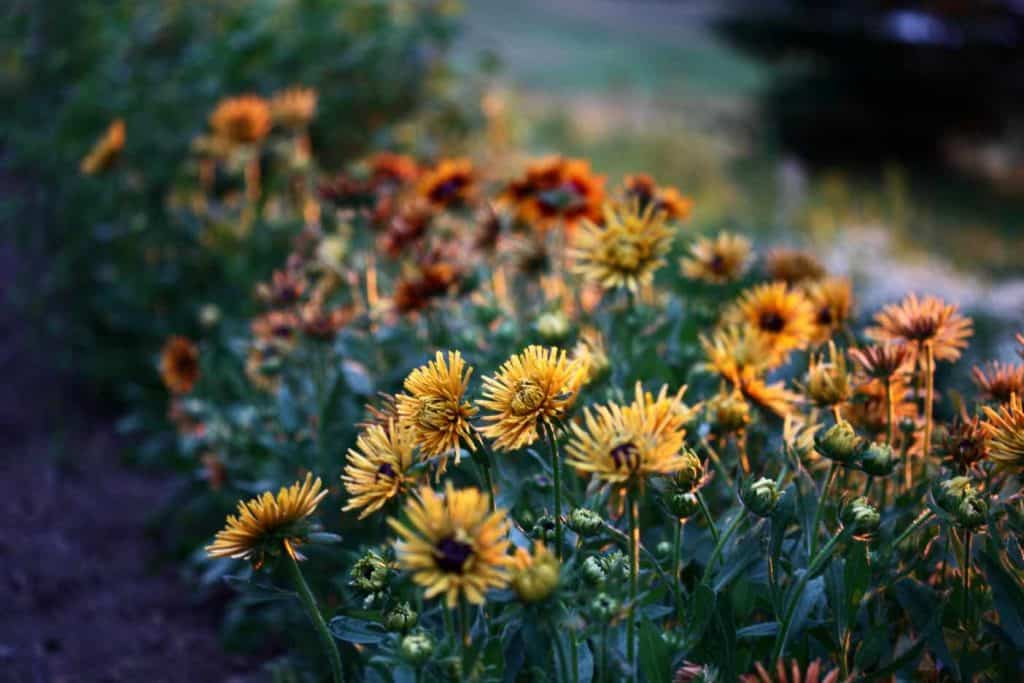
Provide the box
[740,659,839,683]
[804,276,853,344]
[971,361,1024,404]
[417,158,475,209]
[566,383,692,487]
[511,541,561,603]
[867,293,973,362]
[478,346,587,451]
[270,86,317,129]
[80,118,125,175]
[681,232,752,284]
[572,327,610,383]
[982,393,1024,471]
[764,248,826,285]
[160,336,200,395]
[571,201,674,292]
[801,341,852,408]
[342,421,417,519]
[848,343,912,382]
[500,156,605,229]
[396,351,478,473]
[209,95,272,145]
[388,483,512,608]
[206,473,327,567]
[725,282,816,357]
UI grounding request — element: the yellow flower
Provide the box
[206,473,327,566]
[342,421,416,519]
[80,118,125,175]
[680,232,752,284]
[396,351,478,473]
[417,158,475,209]
[802,341,852,408]
[478,346,586,451]
[571,201,674,292]
[389,483,512,608]
[700,325,796,417]
[803,276,854,344]
[270,86,317,129]
[511,542,560,602]
[160,336,200,395]
[867,293,973,363]
[209,95,271,145]
[725,281,816,357]
[566,383,691,487]
[982,393,1024,471]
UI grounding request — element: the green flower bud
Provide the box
[531,514,557,542]
[400,632,433,664]
[932,476,987,530]
[385,602,418,633]
[589,592,619,621]
[857,442,898,476]
[668,491,701,519]
[566,508,603,536]
[707,392,750,434]
[814,419,861,464]
[350,551,389,593]
[740,477,780,517]
[581,556,607,585]
[673,448,704,492]
[955,495,988,530]
[841,496,881,538]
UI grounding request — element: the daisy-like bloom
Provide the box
[510,541,561,602]
[392,262,460,314]
[982,393,1024,470]
[726,281,816,357]
[80,118,126,175]
[207,473,328,566]
[623,174,694,221]
[972,361,1024,404]
[764,248,826,285]
[396,351,478,472]
[699,325,796,416]
[571,201,674,292]
[342,421,416,519]
[500,156,606,230]
[848,343,913,381]
[270,86,317,129]
[740,659,839,683]
[566,383,692,487]
[867,293,973,362]
[938,416,989,473]
[804,276,853,344]
[388,483,512,608]
[256,268,307,308]
[417,158,475,209]
[741,375,798,418]
[802,341,851,408]
[478,345,587,451]
[299,299,354,341]
[680,232,752,284]
[160,336,200,395]
[209,95,272,145]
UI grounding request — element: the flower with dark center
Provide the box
[342,420,415,519]
[867,293,973,363]
[434,536,474,573]
[725,281,816,357]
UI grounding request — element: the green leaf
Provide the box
[687,583,716,646]
[639,619,671,683]
[221,575,296,604]
[736,622,780,638]
[328,615,388,644]
[978,544,1024,650]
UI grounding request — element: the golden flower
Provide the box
[160,336,200,395]
[209,95,272,145]
[80,118,125,175]
[342,420,416,519]
[623,174,693,221]
[972,361,1024,404]
[701,324,778,379]
[571,201,674,292]
[511,542,560,602]
[206,473,327,565]
[396,351,478,472]
[500,156,605,230]
[566,383,691,486]
[681,232,752,284]
[572,328,610,383]
[707,391,751,433]
[388,483,512,608]
[764,248,826,285]
[802,341,851,408]
[270,86,317,129]
[726,281,816,357]
[478,346,587,451]
[417,158,475,209]
[982,393,1024,470]
[741,375,798,418]
[867,293,973,362]
[848,343,913,381]
[804,276,853,344]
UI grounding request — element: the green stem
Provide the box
[284,551,344,683]
[702,509,746,584]
[599,624,608,683]
[923,342,935,466]
[671,519,683,587]
[885,377,896,448]
[696,490,720,544]
[545,423,564,559]
[472,430,499,511]
[962,530,973,629]
[891,509,935,549]
[863,475,874,498]
[810,462,838,556]
[627,490,640,683]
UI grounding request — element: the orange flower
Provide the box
[417,158,475,209]
[971,361,1024,404]
[867,293,973,362]
[209,95,272,145]
[160,336,200,395]
[803,276,853,344]
[500,156,605,230]
[269,86,317,129]
[623,174,693,221]
[725,282,816,357]
[367,152,420,187]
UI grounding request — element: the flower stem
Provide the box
[891,508,935,548]
[545,422,564,559]
[702,508,746,584]
[471,430,498,511]
[922,342,935,468]
[962,530,973,628]
[671,518,683,587]
[284,551,344,683]
[885,377,896,447]
[696,490,720,544]
[627,489,640,683]
[810,462,838,556]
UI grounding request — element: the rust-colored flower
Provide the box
[764,248,826,285]
[270,86,317,129]
[938,416,989,473]
[80,118,126,175]
[804,276,853,344]
[725,282,816,357]
[380,199,434,256]
[256,268,307,308]
[681,232,752,284]
[209,95,272,145]
[251,310,301,349]
[417,158,475,209]
[300,299,354,341]
[160,336,200,395]
[367,152,420,188]
[848,343,913,382]
[500,156,605,230]
[971,361,1024,404]
[867,293,973,362]
[392,262,460,314]
[740,659,839,683]
[623,174,693,221]
[842,376,916,437]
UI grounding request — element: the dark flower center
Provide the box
[709,253,726,274]
[429,177,465,203]
[435,536,473,573]
[759,311,786,333]
[610,441,640,471]
[376,463,397,479]
[817,306,833,327]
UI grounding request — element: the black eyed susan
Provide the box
[867,293,973,363]
[971,361,1024,404]
[342,420,416,519]
[160,336,200,395]
[982,394,1024,471]
[726,281,816,357]
[570,201,674,293]
[681,232,752,284]
[804,276,854,344]
[388,483,512,608]
[209,95,272,145]
[396,350,478,473]
[500,156,606,230]
[206,473,327,565]
[80,118,125,175]
[477,345,587,451]
[417,158,475,209]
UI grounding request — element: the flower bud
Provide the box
[932,476,987,530]
[531,515,557,542]
[536,310,570,342]
[856,442,898,476]
[581,556,607,585]
[740,477,780,517]
[955,495,988,530]
[400,632,433,664]
[511,542,560,603]
[805,346,851,407]
[668,491,701,519]
[385,602,418,633]
[708,392,750,434]
[589,592,619,621]
[933,476,974,512]
[350,551,389,593]
[566,508,603,536]
[814,420,861,464]
[673,448,704,492]
[841,496,880,538]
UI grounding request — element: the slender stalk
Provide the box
[599,624,609,683]
[700,435,732,489]
[627,490,640,683]
[892,508,935,548]
[810,462,838,556]
[459,599,470,646]
[696,490,720,544]
[544,422,564,558]
[922,342,935,465]
[569,625,580,683]
[737,429,751,475]
[962,530,973,628]
[702,509,746,584]
[284,550,344,683]
[671,518,683,586]
[471,430,498,511]
[885,377,896,447]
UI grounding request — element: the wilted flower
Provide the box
[511,542,560,602]
[814,420,861,465]
[740,477,780,517]
[80,118,126,175]
[681,232,752,284]
[571,201,675,292]
[867,293,973,363]
[160,336,200,395]
[841,496,881,539]
[971,361,1024,404]
[982,393,1024,471]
